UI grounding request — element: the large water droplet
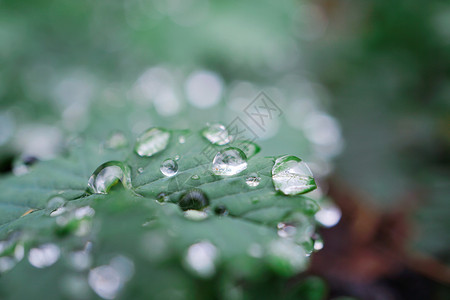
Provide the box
[87,161,132,194]
[28,243,61,268]
[212,147,247,176]
[245,173,261,187]
[160,158,178,177]
[184,241,218,278]
[201,123,232,145]
[134,127,170,157]
[178,189,209,211]
[271,155,316,195]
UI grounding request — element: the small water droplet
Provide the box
[156,192,169,203]
[315,202,341,228]
[12,156,38,176]
[160,159,179,177]
[277,223,297,238]
[178,189,209,211]
[312,233,324,252]
[178,136,186,144]
[137,167,144,174]
[214,205,229,216]
[87,161,132,194]
[134,127,170,157]
[47,196,66,210]
[245,173,261,187]
[174,155,180,161]
[184,210,208,221]
[105,131,128,149]
[191,174,200,180]
[184,241,218,278]
[212,147,248,176]
[28,243,61,268]
[201,123,232,145]
[240,141,261,158]
[271,155,316,195]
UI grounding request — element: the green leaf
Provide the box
[0,129,321,299]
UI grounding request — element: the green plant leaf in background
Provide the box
[0,128,325,300]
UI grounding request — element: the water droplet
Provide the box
[68,250,92,271]
[137,167,144,174]
[12,156,38,176]
[88,265,122,299]
[312,233,324,252]
[178,189,209,211]
[105,131,128,149]
[212,147,247,176]
[214,205,229,216]
[201,123,232,145]
[160,159,179,177]
[178,136,186,144]
[0,257,16,273]
[134,127,170,157]
[191,174,200,180]
[156,192,169,203]
[245,173,261,187]
[184,241,218,278]
[74,206,95,219]
[28,243,61,268]
[184,210,208,221]
[277,223,297,238]
[87,161,132,194]
[47,196,66,210]
[174,155,180,161]
[315,202,341,228]
[240,141,261,158]
[271,155,316,195]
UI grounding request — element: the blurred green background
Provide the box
[0,0,449,299]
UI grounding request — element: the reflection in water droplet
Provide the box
[88,265,122,300]
[271,155,316,195]
[105,131,128,149]
[212,148,247,176]
[201,123,231,145]
[134,127,170,157]
[184,210,208,221]
[178,189,209,211]
[214,205,229,216]
[245,173,261,187]
[185,241,218,278]
[160,159,178,177]
[315,202,341,228]
[137,167,144,174]
[191,175,200,180]
[28,243,61,268]
[87,161,132,194]
[240,141,261,158]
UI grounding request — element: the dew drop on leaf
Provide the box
[201,123,232,145]
[184,241,218,278]
[137,167,144,174]
[191,174,200,180]
[277,223,297,238]
[212,147,248,176]
[28,243,61,268]
[178,136,186,144]
[134,127,170,157]
[178,189,209,211]
[87,161,132,194]
[271,155,316,195]
[160,158,179,177]
[105,131,128,149]
[156,192,169,203]
[214,205,229,216]
[245,173,261,187]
